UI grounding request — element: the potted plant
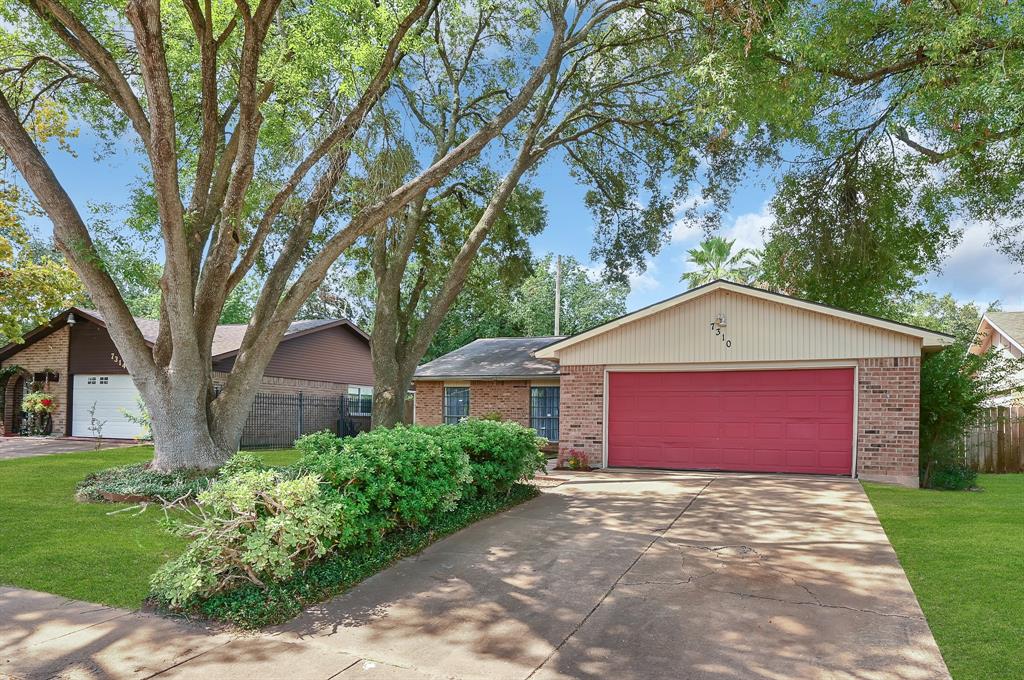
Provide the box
[21,391,56,435]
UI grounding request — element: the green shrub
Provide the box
[433,419,546,497]
[922,442,979,490]
[172,483,539,628]
[294,429,343,458]
[149,469,343,607]
[218,451,268,478]
[297,425,471,545]
[76,463,214,502]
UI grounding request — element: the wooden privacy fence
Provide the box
[962,406,1024,473]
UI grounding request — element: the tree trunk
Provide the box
[141,364,260,471]
[149,406,235,470]
[371,380,410,429]
[369,337,415,429]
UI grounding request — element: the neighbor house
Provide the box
[0,307,374,443]
[413,280,954,487]
[969,311,1024,406]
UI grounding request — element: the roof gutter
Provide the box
[412,374,561,381]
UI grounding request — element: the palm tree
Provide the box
[680,237,755,288]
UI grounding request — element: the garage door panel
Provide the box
[607,369,854,475]
[72,374,147,439]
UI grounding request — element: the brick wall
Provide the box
[558,365,605,466]
[412,380,531,427]
[1,326,71,435]
[212,372,348,397]
[469,380,530,425]
[856,356,920,487]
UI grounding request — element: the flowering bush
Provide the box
[22,390,55,414]
[556,449,591,471]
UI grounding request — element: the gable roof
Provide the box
[980,312,1024,353]
[414,337,564,380]
[0,307,368,362]
[535,280,954,359]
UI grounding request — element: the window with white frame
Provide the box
[443,386,470,424]
[347,385,372,416]
[530,386,559,441]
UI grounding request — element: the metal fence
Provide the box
[961,406,1024,473]
[239,392,371,449]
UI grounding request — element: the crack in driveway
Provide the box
[709,589,925,621]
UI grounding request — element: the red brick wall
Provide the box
[1,326,71,435]
[412,380,531,427]
[856,357,920,487]
[469,380,530,425]
[413,381,443,425]
[557,365,605,466]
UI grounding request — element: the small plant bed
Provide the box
[864,475,1024,680]
[76,462,217,503]
[554,448,592,471]
[154,483,538,628]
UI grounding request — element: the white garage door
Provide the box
[72,374,147,439]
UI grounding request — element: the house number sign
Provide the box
[110,352,128,369]
[710,315,732,349]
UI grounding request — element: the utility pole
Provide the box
[554,254,561,336]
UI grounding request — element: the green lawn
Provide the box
[0,446,300,609]
[863,475,1024,680]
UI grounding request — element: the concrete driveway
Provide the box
[0,471,949,679]
[0,437,135,460]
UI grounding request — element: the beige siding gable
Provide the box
[557,289,921,365]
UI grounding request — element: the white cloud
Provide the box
[722,202,772,252]
[628,258,661,293]
[924,218,1024,309]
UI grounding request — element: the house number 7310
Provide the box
[709,321,732,348]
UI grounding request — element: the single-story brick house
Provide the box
[413,280,954,487]
[0,307,374,442]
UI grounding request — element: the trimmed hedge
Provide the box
[296,425,471,545]
[149,420,544,620]
[433,419,547,497]
[171,484,538,628]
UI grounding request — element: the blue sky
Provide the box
[31,128,1024,315]
[529,149,1024,313]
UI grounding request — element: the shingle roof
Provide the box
[72,309,349,358]
[986,312,1024,348]
[414,337,565,379]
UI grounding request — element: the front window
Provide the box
[347,385,372,416]
[530,386,559,441]
[444,386,470,424]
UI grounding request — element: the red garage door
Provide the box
[607,368,854,475]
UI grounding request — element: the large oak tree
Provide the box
[0,0,743,466]
[0,0,591,469]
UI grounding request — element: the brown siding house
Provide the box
[0,308,373,443]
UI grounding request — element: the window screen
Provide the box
[443,387,470,424]
[530,386,559,441]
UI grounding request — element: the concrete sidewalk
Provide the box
[0,472,950,680]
